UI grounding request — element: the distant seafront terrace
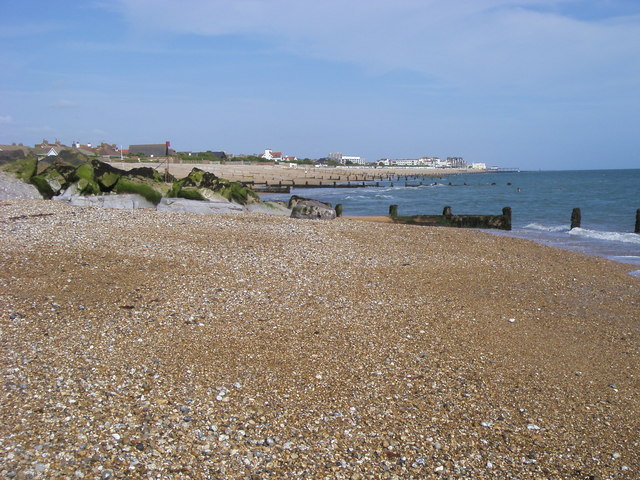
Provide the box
[0,139,495,171]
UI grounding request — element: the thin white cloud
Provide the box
[112,0,640,95]
[0,115,13,124]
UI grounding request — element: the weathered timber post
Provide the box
[635,209,640,234]
[502,207,512,231]
[443,206,452,218]
[389,205,398,217]
[335,204,343,217]
[571,208,581,229]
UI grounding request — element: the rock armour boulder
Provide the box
[289,196,336,220]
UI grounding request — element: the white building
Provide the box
[392,158,420,166]
[328,152,365,165]
[259,149,284,161]
[470,162,487,170]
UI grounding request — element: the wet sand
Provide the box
[1,200,638,479]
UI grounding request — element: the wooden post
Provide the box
[443,206,452,218]
[335,204,343,217]
[389,205,398,217]
[502,207,512,230]
[635,209,640,234]
[571,208,581,229]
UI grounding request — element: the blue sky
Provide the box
[1,0,639,169]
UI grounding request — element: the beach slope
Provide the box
[1,200,638,478]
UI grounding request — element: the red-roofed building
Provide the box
[259,149,284,161]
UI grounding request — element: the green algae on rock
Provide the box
[170,167,258,205]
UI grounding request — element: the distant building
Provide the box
[181,151,228,159]
[129,142,175,157]
[259,149,284,161]
[392,158,420,166]
[470,162,487,170]
[0,143,29,161]
[328,152,365,165]
[446,157,466,168]
[419,157,445,167]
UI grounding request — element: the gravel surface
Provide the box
[1,199,638,479]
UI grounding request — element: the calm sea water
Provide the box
[263,169,640,272]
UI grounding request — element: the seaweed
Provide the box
[114,178,162,205]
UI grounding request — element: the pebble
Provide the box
[1,200,638,479]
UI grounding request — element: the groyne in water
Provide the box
[389,205,512,231]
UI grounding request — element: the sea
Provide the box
[262,169,640,276]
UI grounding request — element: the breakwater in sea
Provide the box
[262,169,640,268]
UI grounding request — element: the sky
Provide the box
[1,0,639,170]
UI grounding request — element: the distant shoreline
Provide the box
[105,161,482,186]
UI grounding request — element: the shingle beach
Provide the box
[1,200,638,479]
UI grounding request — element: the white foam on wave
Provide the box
[524,223,568,232]
[568,228,640,245]
[630,270,640,278]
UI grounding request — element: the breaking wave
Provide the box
[568,228,640,245]
[523,223,568,232]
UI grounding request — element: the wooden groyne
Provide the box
[570,207,640,234]
[250,184,291,193]
[389,205,512,231]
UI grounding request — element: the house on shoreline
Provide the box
[129,142,176,158]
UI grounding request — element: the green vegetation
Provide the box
[72,164,101,195]
[77,177,101,195]
[4,157,263,207]
[114,178,162,205]
[30,175,56,198]
[176,188,207,201]
[218,181,259,204]
[74,163,94,181]
[1,156,38,182]
[167,180,184,198]
[96,171,121,189]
